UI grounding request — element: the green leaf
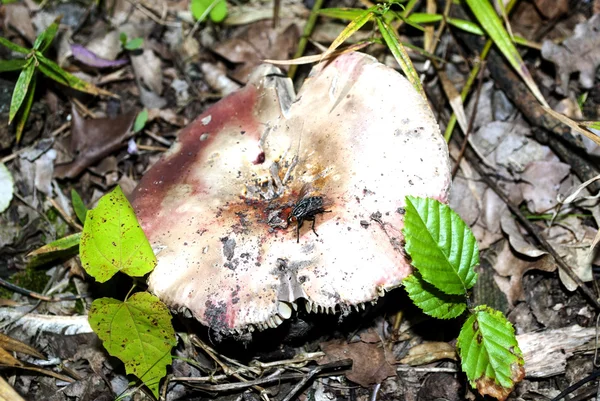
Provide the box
[0,58,28,72]
[406,12,443,24]
[447,18,485,36]
[27,232,81,268]
[71,189,88,224]
[318,8,366,21]
[457,306,525,400]
[403,196,478,295]
[89,292,177,397]
[36,53,114,97]
[191,0,228,23]
[14,73,36,142]
[0,163,14,213]
[376,17,425,98]
[133,109,148,133]
[403,273,467,319]
[80,186,156,282]
[464,0,547,107]
[34,18,60,53]
[119,32,128,47]
[125,37,144,51]
[9,58,35,125]
[0,37,29,54]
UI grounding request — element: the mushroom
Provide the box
[130,52,452,334]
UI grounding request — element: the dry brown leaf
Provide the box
[533,0,568,19]
[399,342,457,366]
[319,339,396,387]
[519,161,571,214]
[0,332,45,360]
[4,3,36,43]
[54,105,136,179]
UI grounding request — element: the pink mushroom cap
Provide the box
[131,52,452,333]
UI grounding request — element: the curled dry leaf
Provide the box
[131,52,451,333]
[399,341,457,366]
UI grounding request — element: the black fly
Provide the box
[288,193,331,243]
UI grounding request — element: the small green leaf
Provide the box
[406,12,443,24]
[125,37,144,51]
[191,0,228,23]
[457,306,525,400]
[27,232,81,268]
[0,163,14,213]
[89,292,177,397]
[36,53,114,97]
[14,73,36,143]
[0,59,28,72]
[71,189,88,224]
[119,32,128,46]
[34,18,60,53]
[403,196,478,295]
[133,109,148,133]
[447,18,485,36]
[80,186,156,282]
[403,273,467,319]
[318,8,366,21]
[0,37,29,54]
[9,58,35,125]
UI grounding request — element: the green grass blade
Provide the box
[406,12,443,24]
[37,53,115,97]
[318,7,366,21]
[464,0,548,106]
[9,58,35,125]
[323,8,375,57]
[14,73,36,142]
[0,59,28,72]
[447,18,485,35]
[375,17,425,98]
[0,37,29,54]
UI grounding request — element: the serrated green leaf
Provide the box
[9,58,35,125]
[457,306,525,400]
[14,73,36,142]
[0,163,14,213]
[403,196,478,295]
[36,53,115,97]
[80,186,156,282]
[89,292,177,397]
[34,19,60,53]
[27,232,81,268]
[403,273,466,319]
[0,58,28,72]
[376,17,424,98]
[71,189,88,224]
[125,37,144,51]
[318,8,366,21]
[133,109,148,133]
[0,37,29,54]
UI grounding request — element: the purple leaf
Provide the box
[71,44,129,68]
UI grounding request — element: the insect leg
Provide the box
[296,218,304,243]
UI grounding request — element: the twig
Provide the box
[281,360,351,401]
[0,278,89,302]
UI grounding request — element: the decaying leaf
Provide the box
[54,105,137,179]
[319,338,396,387]
[399,341,457,366]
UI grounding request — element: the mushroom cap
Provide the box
[131,52,451,333]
